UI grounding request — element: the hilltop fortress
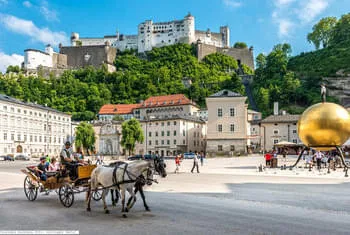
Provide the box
[22,13,254,76]
[71,13,254,69]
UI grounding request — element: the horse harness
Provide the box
[111,162,154,189]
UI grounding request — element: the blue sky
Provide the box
[0,0,349,72]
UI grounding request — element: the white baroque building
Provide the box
[71,13,230,53]
[0,94,72,157]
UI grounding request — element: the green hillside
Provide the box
[0,44,246,121]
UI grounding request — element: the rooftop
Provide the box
[0,94,70,116]
[261,114,300,123]
[209,89,243,98]
[139,94,197,108]
[99,104,141,115]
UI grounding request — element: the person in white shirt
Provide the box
[191,151,200,173]
[314,151,324,170]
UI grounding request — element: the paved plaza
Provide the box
[1,156,350,235]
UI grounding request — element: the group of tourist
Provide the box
[303,150,342,170]
[35,141,89,181]
[174,151,205,174]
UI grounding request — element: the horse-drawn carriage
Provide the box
[21,164,103,207]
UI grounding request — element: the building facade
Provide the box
[206,90,250,156]
[0,94,72,157]
[248,109,262,151]
[260,114,301,151]
[98,104,141,121]
[92,121,122,155]
[135,115,206,156]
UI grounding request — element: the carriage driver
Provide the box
[60,141,79,180]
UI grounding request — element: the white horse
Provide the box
[86,159,166,217]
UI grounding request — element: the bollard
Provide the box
[309,164,312,172]
[327,166,330,174]
[345,167,349,177]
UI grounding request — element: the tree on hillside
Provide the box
[307,17,337,49]
[75,122,96,155]
[329,13,350,46]
[6,65,21,73]
[121,119,144,156]
[233,42,248,49]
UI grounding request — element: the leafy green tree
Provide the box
[329,13,350,46]
[307,17,337,49]
[75,122,96,155]
[233,42,248,49]
[6,65,21,73]
[121,119,144,156]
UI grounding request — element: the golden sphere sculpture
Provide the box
[297,102,350,150]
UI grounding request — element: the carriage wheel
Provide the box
[59,184,74,208]
[24,176,38,201]
[92,189,102,201]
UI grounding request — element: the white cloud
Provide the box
[23,1,32,8]
[278,19,294,37]
[0,52,24,73]
[39,0,58,22]
[274,0,296,7]
[271,0,329,38]
[223,0,242,8]
[0,14,68,46]
[298,0,328,23]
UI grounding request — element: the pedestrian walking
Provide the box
[314,151,324,170]
[191,151,200,173]
[200,151,204,166]
[174,155,181,174]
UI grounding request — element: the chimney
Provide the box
[273,102,279,116]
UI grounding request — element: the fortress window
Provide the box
[168,40,171,43]
[161,40,164,43]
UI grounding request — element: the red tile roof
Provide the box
[99,104,141,115]
[140,94,194,108]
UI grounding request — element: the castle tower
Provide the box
[138,20,153,53]
[184,13,195,43]
[45,44,54,56]
[220,26,230,47]
[71,32,80,46]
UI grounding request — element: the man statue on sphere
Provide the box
[321,83,327,103]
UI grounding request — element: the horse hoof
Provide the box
[112,203,116,207]
[105,209,110,214]
[122,214,127,218]
[146,208,151,212]
[125,208,129,212]
[87,208,91,212]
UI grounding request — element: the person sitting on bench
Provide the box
[35,156,48,181]
[60,141,79,180]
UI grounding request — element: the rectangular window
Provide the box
[156,140,159,145]
[167,131,170,136]
[17,134,21,141]
[273,139,279,144]
[218,145,223,151]
[167,122,170,126]
[3,133,7,140]
[230,145,235,151]
[194,141,196,146]
[149,132,152,137]
[3,106,7,111]
[167,140,170,145]
[155,132,158,137]
[149,140,152,146]
[174,121,177,125]
[273,129,279,135]
[24,135,27,142]
[11,134,14,141]
[293,139,297,143]
[161,131,164,136]
[44,124,47,131]
[292,130,297,134]
[183,139,185,144]
[34,136,37,142]
[218,124,222,132]
[217,108,222,117]
[230,124,235,132]
[30,135,33,142]
[39,136,42,142]
[161,122,164,126]
[17,109,21,113]
[173,130,177,136]
[44,136,47,143]
[161,140,164,145]
[230,108,235,117]
[174,139,177,145]
[183,130,185,136]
